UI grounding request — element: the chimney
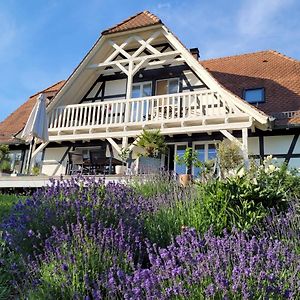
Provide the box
[190,48,200,60]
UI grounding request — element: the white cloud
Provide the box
[237,0,293,37]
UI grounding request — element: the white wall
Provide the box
[41,147,68,176]
[264,135,294,155]
[248,137,259,156]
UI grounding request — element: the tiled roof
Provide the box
[1,49,300,145]
[0,81,65,144]
[201,50,300,126]
[102,11,161,35]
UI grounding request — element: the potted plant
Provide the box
[115,147,130,175]
[136,129,167,174]
[0,145,11,176]
[175,147,201,186]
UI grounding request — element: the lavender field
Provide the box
[0,162,300,299]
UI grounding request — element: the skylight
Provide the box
[244,88,265,104]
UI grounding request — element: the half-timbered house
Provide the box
[1,11,300,176]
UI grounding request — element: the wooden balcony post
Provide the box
[124,61,133,124]
[242,127,249,168]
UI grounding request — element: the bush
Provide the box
[1,177,149,256]
[133,228,300,299]
[25,221,142,299]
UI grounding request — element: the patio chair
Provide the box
[90,149,107,175]
[68,152,84,175]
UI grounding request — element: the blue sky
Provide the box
[1,0,300,121]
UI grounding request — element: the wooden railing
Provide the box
[48,91,241,131]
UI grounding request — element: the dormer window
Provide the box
[243,88,265,104]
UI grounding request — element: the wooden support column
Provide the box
[220,128,249,168]
[122,137,128,149]
[124,60,133,124]
[242,128,249,168]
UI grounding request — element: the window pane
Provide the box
[156,80,168,95]
[208,144,217,160]
[168,79,179,94]
[193,145,205,177]
[244,89,264,103]
[142,83,152,97]
[175,145,187,174]
[132,85,141,98]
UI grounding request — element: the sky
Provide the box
[0,0,300,122]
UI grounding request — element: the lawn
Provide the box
[0,159,299,299]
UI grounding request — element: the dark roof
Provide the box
[102,11,161,35]
[0,81,65,144]
[201,50,300,126]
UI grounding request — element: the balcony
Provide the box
[48,90,251,141]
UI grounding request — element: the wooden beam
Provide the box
[31,142,49,159]
[220,130,243,148]
[107,138,121,154]
[87,51,181,69]
[242,128,249,167]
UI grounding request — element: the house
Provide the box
[1,11,300,176]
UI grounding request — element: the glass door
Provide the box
[131,82,152,122]
[174,143,188,174]
[192,143,217,177]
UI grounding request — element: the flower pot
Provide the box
[115,165,126,175]
[179,174,192,187]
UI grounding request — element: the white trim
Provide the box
[174,142,188,174]
[192,141,218,176]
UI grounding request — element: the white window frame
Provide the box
[192,141,218,176]
[132,81,153,98]
[155,78,180,95]
[174,142,188,174]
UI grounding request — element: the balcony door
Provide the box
[131,82,152,122]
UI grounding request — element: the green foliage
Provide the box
[143,182,268,247]
[118,147,130,166]
[0,194,21,223]
[136,129,167,158]
[0,145,10,172]
[130,173,178,198]
[175,147,202,173]
[31,166,40,176]
[144,157,299,247]
[217,140,243,174]
[0,194,25,299]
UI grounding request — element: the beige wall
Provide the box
[41,147,68,176]
[264,135,294,155]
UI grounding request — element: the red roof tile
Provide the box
[102,11,161,35]
[201,50,300,126]
[0,81,65,144]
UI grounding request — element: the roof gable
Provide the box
[102,11,161,35]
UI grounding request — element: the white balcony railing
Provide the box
[48,91,244,133]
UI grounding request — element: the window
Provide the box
[174,144,188,174]
[156,78,179,95]
[131,82,152,122]
[192,143,217,177]
[243,88,265,103]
